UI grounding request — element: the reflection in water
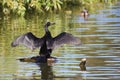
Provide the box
[13,62,54,80]
[38,63,54,80]
[14,57,86,80]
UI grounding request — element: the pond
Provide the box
[0,1,120,80]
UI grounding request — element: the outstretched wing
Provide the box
[11,32,44,50]
[53,32,81,49]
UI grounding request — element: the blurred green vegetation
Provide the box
[0,0,118,17]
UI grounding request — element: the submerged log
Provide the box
[17,56,56,63]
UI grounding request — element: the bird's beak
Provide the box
[51,22,55,25]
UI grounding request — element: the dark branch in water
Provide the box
[79,58,86,71]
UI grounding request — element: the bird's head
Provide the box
[45,22,55,28]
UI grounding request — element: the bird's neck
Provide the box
[44,26,52,38]
[45,27,48,32]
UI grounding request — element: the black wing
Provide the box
[53,32,81,49]
[11,32,44,50]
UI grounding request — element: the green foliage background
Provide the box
[0,0,118,17]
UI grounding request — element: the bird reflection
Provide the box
[13,62,54,80]
[11,22,81,59]
[14,58,87,80]
[38,63,54,80]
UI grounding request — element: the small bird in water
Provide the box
[11,22,81,58]
[80,8,89,19]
